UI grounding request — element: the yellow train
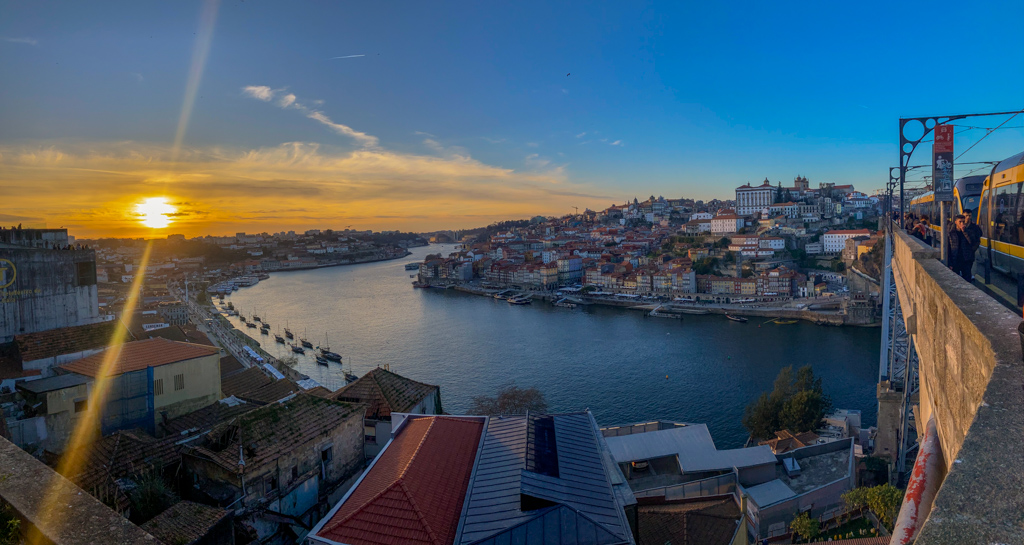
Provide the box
[907,175,985,244]
[977,151,1024,281]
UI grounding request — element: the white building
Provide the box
[759,237,786,250]
[711,215,745,235]
[822,229,871,253]
[735,179,775,216]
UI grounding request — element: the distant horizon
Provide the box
[3,1,1021,238]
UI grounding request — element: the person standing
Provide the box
[948,215,972,281]
[962,210,983,282]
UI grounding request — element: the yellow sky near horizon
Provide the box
[0,140,617,239]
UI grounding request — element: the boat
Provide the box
[507,295,531,305]
[246,322,257,328]
[412,281,430,288]
[405,262,420,270]
[290,344,305,354]
[315,356,329,366]
[239,315,247,323]
[319,333,343,362]
[300,329,313,348]
[284,328,294,340]
[274,334,285,344]
[773,319,798,325]
[227,302,234,310]
[343,370,358,383]
[253,315,261,322]
[259,328,269,335]
[725,314,748,323]
[677,308,710,315]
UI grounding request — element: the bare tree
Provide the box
[468,382,548,415]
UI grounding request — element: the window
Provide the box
[173,373,185,391]
[321,445,333,463]
[291,466,298,481]
[154,378,164,396]
[264,475,278,496]
[75,262,96,286]
[74,399,87,413]
[364,425,377,445]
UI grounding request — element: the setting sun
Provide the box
[135,197,176,229]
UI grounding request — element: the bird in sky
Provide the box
[331,54,365,59]
[566,72,570,76]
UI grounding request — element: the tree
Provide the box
[842,486,870,512]
[867,483,903,530]
[469,383,548,415]
[742,365,832,440]
[790,511,820,542]
[128,472,178,523]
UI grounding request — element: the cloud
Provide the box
[609,140,623,146]
[575,132,587,138]
[131,72,144,82]
[242,85,275,101]
[278,93,296,108]
[3,37,38,46]
[243,84,378,148]
[526,142,539,148]
[0,140,610,237]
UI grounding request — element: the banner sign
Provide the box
[933,124,954,202]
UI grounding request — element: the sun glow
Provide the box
[135,197,176,229]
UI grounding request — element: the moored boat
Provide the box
[274,334,285,344]
[291,344,305,354]
[507,295,531,305]
[725,314,748,323]
[316,356,329,366]
[773,319,798,325]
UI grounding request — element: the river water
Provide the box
[222,244,880,448]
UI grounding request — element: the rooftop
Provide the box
[140,501,228,545]
[15,321,131,362]
[220,366,272,398]
[313,415,484,545]
[59,338,219,378]
[16,373,90,394]
[602,422,777,474]
[637,499,740,545]
[331,367,439,420]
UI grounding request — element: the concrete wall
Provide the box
[890,228,1024,544]
[153,353,221,426]
[0,248,100,342]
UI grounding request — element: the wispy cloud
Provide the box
[609,140,623,146]
[131,72,144,82]
[330,54,365,59]
[526,142,539,148]
[3,37,38,46]
[575,132,587,138]
[242,85,378,148]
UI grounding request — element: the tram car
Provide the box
[977,151,1024,280]
[907,175,984,244]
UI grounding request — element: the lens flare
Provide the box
[135,197,176,229]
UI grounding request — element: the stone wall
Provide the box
[0,248,100,342]
[890,228,1024,543]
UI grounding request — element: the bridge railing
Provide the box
[889,226,1024,544]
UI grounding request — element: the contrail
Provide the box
[331,54,365,59]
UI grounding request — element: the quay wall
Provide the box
[890,228,1024,544]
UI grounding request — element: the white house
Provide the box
[735,179,775,216]
[711,215,745,235]
[822,229,871,253]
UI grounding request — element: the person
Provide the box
[962,210,982,282]
[948,215,972,281]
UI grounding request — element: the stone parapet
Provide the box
[890,227,1024,544]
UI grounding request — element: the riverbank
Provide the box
[450,284,868,326]
[268,249,411,274]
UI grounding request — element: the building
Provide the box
[10,374,91,452]
[735,180,775,216]
[58,338,221,436]
[309,411,638,545]
[183,394,365,540]
[822,229,872,254]
[330,367,441,459]
[710,215,744,235]
[1,228,101,342]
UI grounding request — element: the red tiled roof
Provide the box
[331,368,438,420]
[15,321,132,362]
[316,416,484,545]
[59,338,219,378]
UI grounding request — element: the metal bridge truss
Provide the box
[880,223,921,483]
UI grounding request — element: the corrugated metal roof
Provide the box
[603,424,777,473]
[16,373,89,394]
[457,412,634,545]
[744,479,797,508]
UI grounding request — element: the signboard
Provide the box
[933,124,954,202]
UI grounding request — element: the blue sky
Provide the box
[1,1,1022,235]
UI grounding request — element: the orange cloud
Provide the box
[0,141,612,238]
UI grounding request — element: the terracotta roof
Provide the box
[219,355,244,378]
[237,378,300,405]
[331,368,439,420]
[15,321,132,362]
[189,393,363,473]
[68,428,184,492]
[142,501,229,545]
[160,398,256,437]
[305,386,334,398]
[220,366,272,398]
[59,338,219,378]
[316,416,484,545]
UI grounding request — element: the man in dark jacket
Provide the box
[962,210,982,281]
[948,215,973,281]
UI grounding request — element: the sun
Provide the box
[135,197,176,229]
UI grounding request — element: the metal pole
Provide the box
[940,201,948,265]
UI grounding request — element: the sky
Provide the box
[1,1,1023,238]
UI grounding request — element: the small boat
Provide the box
[301,329,313,348]
[253,315,261,322]
[344,371,358,383]
[291,345,305,354]
[507,295,531,305]
[285,329,294,340]
[405,262,420,270]
[319,333,343,362]
[227,302,235,310]
[412,281,429,288]
[246,322,257,329]
[274,334,285,344]
[725,314,748,323]
[773,319,798,325]
[259,328,269,335]
[315,356,329,366]
[677,308,710,315]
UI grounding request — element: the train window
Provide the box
[961,195,980,216]
[993,183,1024,245]
[978,190,989,235]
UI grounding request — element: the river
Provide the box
[221,244,881,448]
